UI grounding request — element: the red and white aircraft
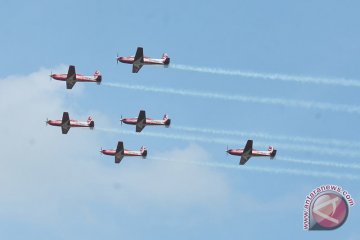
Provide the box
[117,47,170,73]
[50,65,102,89]
[46,112,94,134]
[120,110,171,132]
[226,140,277,165]
[100,141,147,164]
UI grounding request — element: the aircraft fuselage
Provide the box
[50,74,99,83]
[227,149,272,157]
[47,120,92,128]
[117,56,168,65]
[121,118,167,126]
[100,149,144,157]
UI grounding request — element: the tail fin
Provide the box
[88,116,95,129]
[162,53,170,65]
[269,146,277,159]
[140,146,148,158]
[163,114,171,127]
[94,70,102,84]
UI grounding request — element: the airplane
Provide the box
[50,65,102,89]
[100,141,148,164]
[226,140,277,165]
[116,47,170,73]
[120,110,171,132]
[46,112,94,134]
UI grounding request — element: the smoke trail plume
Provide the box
[172,126,360,149]
[103,83,360,115]
[151,157,360,181]
[277,156,360,170]
[97,127,232,144]
[171,64,360,88]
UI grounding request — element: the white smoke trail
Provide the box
[103,83,360,115]
[150,157,360,181]
[277,156,360,170]
[172,125,360,149]
[97,127,233,144]
[171,64,360,88]
[96,128,360,158]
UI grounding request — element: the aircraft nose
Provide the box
[117,57,125,62]
[226,149,233,154]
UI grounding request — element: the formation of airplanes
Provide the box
[47,47,277,165]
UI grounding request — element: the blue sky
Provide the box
[0,0,359,239]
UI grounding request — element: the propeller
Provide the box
[116,53,119,64]
[45,118,49,126]
[100,147,103,155]
[226,145,229,156]
[49,71,52,81]
[120,115,123,126]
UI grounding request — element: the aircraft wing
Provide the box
[132,47,144,73]
[240,140,253,165]
[61,126,70,134]
[136,110,146,132]
[66,65,76,89]
[240,155,251,165]
[61,112,70,134]
[132,64,143,73]
[115,141,125,164]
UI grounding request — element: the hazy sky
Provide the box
[0,1,359,239]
